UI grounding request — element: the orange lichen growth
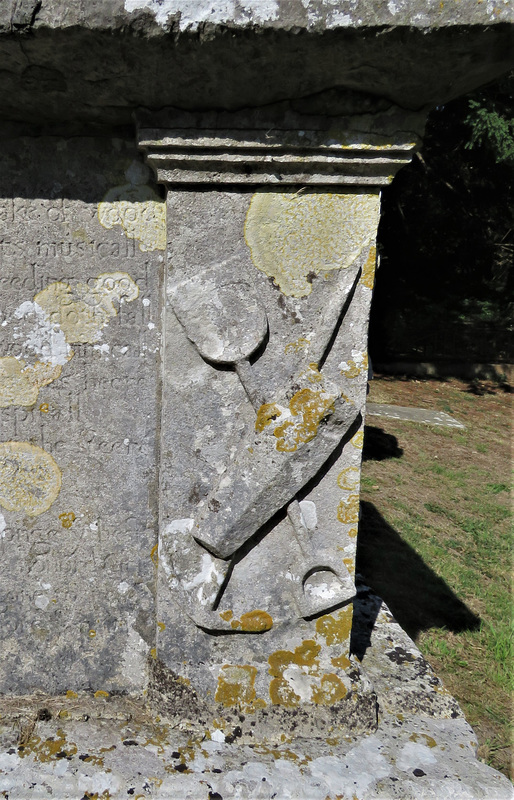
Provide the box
[337,466,360,491]
[343,557,355,576]
[268,640,321,707]
[240,610,273,632]
[215,665,265,711]
[331,654,351,670]
[59,511,76,529]
[311,673,348,705]
[337,494,360,525]
[316,607,353,647]
[18,728,78,763]
[361,246,377,290]
[220,609,273,632]
[350,430,364,450]
[255,403,282,433]
[410,732,437,748]
[284,338,309,354]
[274,388,335,453]
[340,360,361,379]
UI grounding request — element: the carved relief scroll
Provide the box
[161,190,380,631]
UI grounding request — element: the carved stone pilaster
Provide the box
[136,107,421,737]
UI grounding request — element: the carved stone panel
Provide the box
[154,185,379,733]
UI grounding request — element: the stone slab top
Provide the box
[367,402,466,428]
[6,0,514,32]
[0,0,512,127]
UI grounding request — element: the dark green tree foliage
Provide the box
[370,73,514,365]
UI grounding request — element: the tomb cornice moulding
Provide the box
[137,109,425,186]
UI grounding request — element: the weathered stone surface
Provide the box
[1,589,512,799]
[367,403,466,429]
[0,1,512,126]
[0,3,512,793]
[0,134,164,695]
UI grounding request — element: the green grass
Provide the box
[360,375,513,777]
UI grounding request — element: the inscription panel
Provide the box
[0,137,164,694]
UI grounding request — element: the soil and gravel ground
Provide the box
[359,374,512,778]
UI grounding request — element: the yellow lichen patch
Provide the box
[89,630,97,638]
[348,526,358,538]
[215,665,265,711]
[340,359,361,379]
[59,511,76,529]
[39,403,49,413]
[284,337,310,354]
[337,466,360,491]
[255,403,282,433]
[304,363,323,384]
[150,647,157,659]
[157,621,166,632]
[316,607,353,647]
[239,610,273,632]
[0,358,38,407]
[150,543,159,567]
[0,442,61,516]
[343,557,355,576]
[350,430,364,450]
[311,673,348,705]
[274,388,335,453]
[268,640,321,707]
[221,609,273,632]
[331,654,351,670]
[0,358,64,409]
[337,494,360,525]
[98,184,166,252]
[35,273,139,345]
[244,192,380,297]
[94,690,109,698]
[361,246,377,290]
[410,732,437,748]
[31,361,64,389]
[18,728,77,763]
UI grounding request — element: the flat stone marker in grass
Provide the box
[367,403,466,429]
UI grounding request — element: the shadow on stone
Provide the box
[362,425,403,461]
[354,501,481,645]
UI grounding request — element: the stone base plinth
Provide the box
[1,587,511,800]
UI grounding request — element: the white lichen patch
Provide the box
[98,162,166,252]
[0,512,6,538]
[0,273,139,407]
[124,0,280,28]
[0,442,62,516]
[244,192,380,297]
[12,301,70,367]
